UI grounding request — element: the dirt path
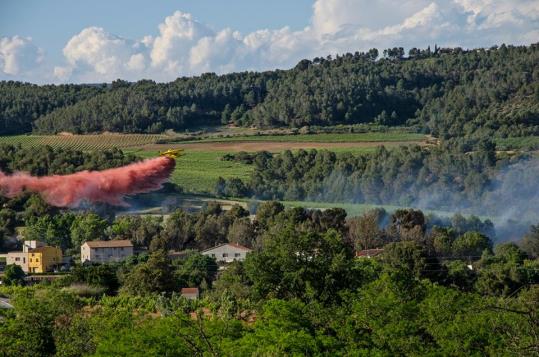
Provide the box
[145,140,426,152]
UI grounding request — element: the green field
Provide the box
[0,132,421,194]
[495,136,539,150]
[182,132,426,143]
[129,149,254,194]
[129,147,384,193]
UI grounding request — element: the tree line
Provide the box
[216,137,539,225]
[2,201,539,355]
[0,43,537,137]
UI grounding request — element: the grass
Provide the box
[0,132,408,194]
[279,200,486,218]
[183,132,426,143]
[129,147,381,194]
[495,136,539,150]
[128,149,254,194]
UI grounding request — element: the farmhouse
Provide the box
[81,240,134,263]
[4,241,62,273]
[27,246,62,273]
[201,243,251,263]
[181,287,200,300]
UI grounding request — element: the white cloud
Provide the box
[151,11,213,67]
[5,1,538,83]
[311,0,431,35]
[0,36,43,77]
[60,26,151,82]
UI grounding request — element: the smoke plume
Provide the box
[0,156,175,207]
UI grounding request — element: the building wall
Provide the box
[81,244,92,263]
[202,245,249,263]
[6,252,28,272]
[28,247,62,273]
[81,245,134,263]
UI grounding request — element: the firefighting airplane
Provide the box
[159,148,184,159]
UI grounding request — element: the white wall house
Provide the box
[81,240,134,263]
[6,252,28,272]
[201,243,251,263]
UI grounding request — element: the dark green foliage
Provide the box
[220,140,505,212]
[0,204,538,356]
[174,252,218,289]
[121,250,178,296]
[0,144,136,176]
[2,264,25,286]
[0,44,536,136]
[70,213,108,251]
[69,264,120,294]
[25,213,76,251]
[452,231,492,258]
[521,223,539,258]
[0,81,104,135]
[244,223,357,304]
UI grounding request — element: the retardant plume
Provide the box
[0,156,176,207]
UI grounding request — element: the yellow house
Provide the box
[27,246,62,273]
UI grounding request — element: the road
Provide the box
[0,297,13,309]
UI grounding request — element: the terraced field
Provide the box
[0,134,165,150]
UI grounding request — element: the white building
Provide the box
[201,243,251,263]
[81,240,134,263]
[5,251,28,272]
[23,240,45,252]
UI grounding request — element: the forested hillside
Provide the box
[0,44,537,137]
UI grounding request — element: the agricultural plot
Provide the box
[0,134,165,151]
[129,149,254,194]
[183,132,427,143]
[495,136,539,150]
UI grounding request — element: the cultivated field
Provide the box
[147,141,414,153]
[0,134,166,150]
[181,132,427,143]
[0,131,429,193]
[128,149,254,194]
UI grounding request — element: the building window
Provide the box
[211,254,215,257]
[15,257,20,262]
[234,253,241,258]
[222,253,228,257]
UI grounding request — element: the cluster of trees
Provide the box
[1,44,537,137]
[0,144,136,176]
[216,139,511,210]
[0,82,104,135]
[2,202,539,355]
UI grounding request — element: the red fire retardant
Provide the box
[0,156,176,207]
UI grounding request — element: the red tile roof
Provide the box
[201,243,252,253]
[181,287,199,294]
[355,249,384,257]
[84,240,133,248]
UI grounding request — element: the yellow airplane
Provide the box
[159,148,184,159]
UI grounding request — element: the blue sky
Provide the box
[0,0,313,64]
[1,0,537,83]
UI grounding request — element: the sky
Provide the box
[0,0,538,84]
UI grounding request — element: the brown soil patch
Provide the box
[146,140,426,152]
